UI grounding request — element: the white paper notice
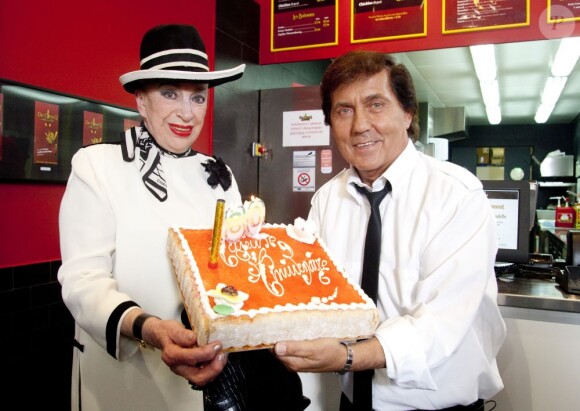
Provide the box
[283,110,329,147]
[321,149,332,174]
[488,191,519,250]
[293,151,316,192]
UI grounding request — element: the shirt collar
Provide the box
[383,139,418,199]
[346,138,418,199]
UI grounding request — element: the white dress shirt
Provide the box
[309,139,506,410]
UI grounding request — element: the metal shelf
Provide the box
[538,182,576,188]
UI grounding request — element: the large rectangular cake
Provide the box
[168,222,379,351]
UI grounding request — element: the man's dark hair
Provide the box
[320,51,420,142]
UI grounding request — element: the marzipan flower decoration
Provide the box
[203,156,232,191]
[286,217,317,244]
[207,283,249,315]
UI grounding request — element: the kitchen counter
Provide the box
[493,276,580,411]
[497,275,580,313]
[493,274,580,410]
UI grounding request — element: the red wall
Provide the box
[0,0,217,267]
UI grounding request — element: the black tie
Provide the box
[352,181,391,411]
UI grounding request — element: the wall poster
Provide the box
[443,0,529,34]
[0,93,3,162]
[548,1,580,23]
[0,79,141,183]
[271,0,338,52]
[83,111,104,146]
[351,0,427,43]
[33,101,60,166]
[124,118,141,130]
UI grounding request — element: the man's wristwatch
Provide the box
[335,341,353,375]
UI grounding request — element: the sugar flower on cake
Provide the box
[207,283,249,315]
[286,217,317,244]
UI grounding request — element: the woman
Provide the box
[59,24,309,411]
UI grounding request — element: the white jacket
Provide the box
[58,138,242,411]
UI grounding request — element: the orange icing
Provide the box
[180,227,365,312]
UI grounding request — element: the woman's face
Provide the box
[136,82,208,154]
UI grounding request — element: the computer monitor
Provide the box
[482,180,531,264]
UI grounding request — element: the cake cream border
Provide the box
[168,224,380,350]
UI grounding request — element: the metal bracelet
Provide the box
[335,341,353,375]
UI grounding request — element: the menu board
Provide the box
[443,0,529,33]
[351,0,426,43]
[271,0,337,52]
[548,1,580,23]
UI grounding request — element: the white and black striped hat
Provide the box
[119,24,245,93]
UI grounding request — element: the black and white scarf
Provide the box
[121,126,232,201]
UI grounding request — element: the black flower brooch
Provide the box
[202,156,232,191]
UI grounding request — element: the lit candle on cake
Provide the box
[244,196,265,238]
[224,205,245,242]
[208,199,226,269]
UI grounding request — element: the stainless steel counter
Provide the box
[497,275,580,313]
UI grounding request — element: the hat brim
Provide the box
[120,64,245,93]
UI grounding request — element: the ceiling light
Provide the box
[551,36,580,77]
[541,76,567,105]
[486,105,501,125]
[533,37,577,123]
[469,44,497,81]
[535,102,554,124]
[480,80,500,106]
[534,76,567,123]
[470,44,501,124]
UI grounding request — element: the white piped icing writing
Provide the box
[171,224,376,320]
[220,232,330,298]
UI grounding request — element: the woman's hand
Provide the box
[141,317,229,387]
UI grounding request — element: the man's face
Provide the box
[329,70,411,186]
[136,82,208,154]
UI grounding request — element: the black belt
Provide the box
[340,393,484,411]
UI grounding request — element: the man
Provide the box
[274,51,506,411]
